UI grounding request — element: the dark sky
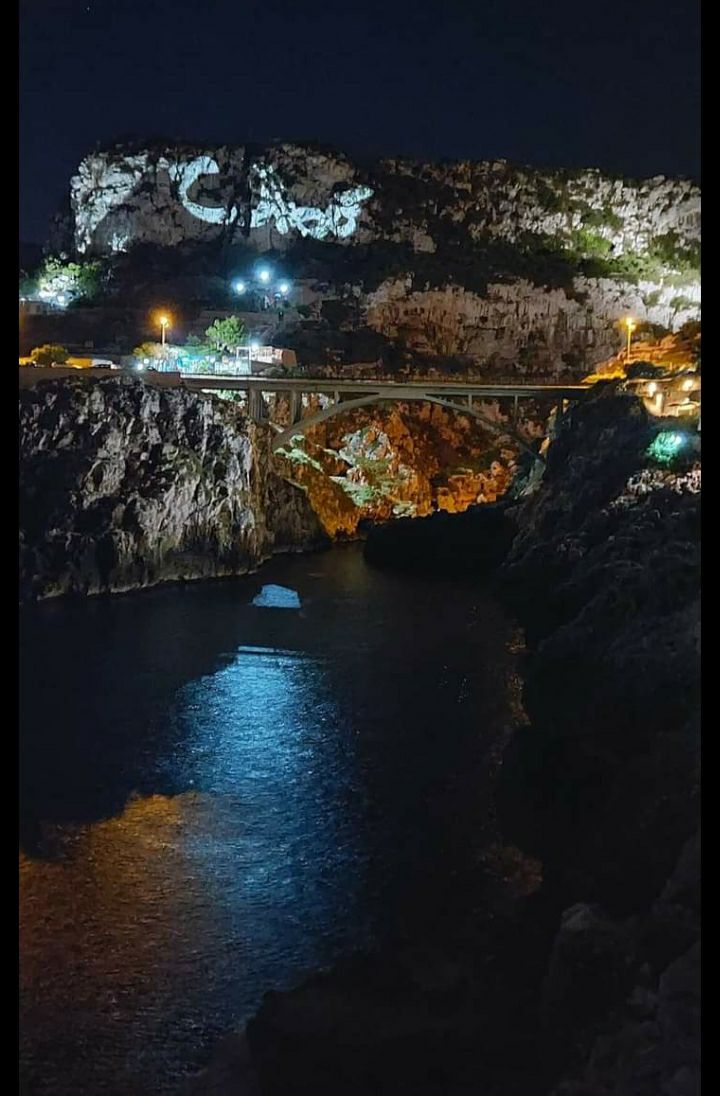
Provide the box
[20,0,700,244]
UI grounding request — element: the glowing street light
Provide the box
[624,316,637,362]
[257,268,271,284]
[278,281,290,295]
[158,313,171,348]
[234,280,247,295]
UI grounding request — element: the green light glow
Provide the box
[647,431,686,464]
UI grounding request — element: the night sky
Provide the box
[20,0,700,244]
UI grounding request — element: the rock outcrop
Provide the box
[498,386,700,1092]
[499,387,700,909]
[19,376,326,600]
[52,141,700,375]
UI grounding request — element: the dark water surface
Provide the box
[20,544,520,1095]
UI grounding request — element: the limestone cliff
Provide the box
[54,141,700,375]
[19,377,326,600]
[277,401,519,536]
[64,142,699,260]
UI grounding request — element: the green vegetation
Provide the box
[578,247,699,287]
[569,229,613,259]
[205,316,246,352]
[534,180,565,214]
[30,344,69,366]
[131,341,165,361]
[585,206,624,231]
[669,295,698,312]
[332,478,378,506]
[650,231,700,271]
[36,257,102,304]
[277,445,325,472]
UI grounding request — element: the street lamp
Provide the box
[158,313,171,348]
[278,281,290,295]
[234,280,246,295]
[624,317,637,362]
[257,268,271,284]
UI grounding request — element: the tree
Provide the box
[36,257,101,305]
[131,342,165,362]
[30,344,69,366]
[205,316,245,353]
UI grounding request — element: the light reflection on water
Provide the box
[250,584,302,609]
[20,545,518,1095]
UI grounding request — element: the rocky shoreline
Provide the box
[497,385,700,1094]
[188,386,700,1095]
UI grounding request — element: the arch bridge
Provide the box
[181,375,588,461]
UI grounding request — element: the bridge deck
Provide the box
[179,375,588,399]
[19,366,587,401]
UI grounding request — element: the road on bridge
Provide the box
[19,365,587,402]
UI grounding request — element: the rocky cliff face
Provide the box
[499,387,700,1094]
[364,276,700,375]
[56,141,700,374]
[19,377,326,600]
[501,388,700,902]
[277,401,520,536]
[65,142,699,260]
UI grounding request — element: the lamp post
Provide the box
[624,317,637,363]
[159,314,170,348]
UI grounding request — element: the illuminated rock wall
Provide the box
[365,277,701,373]
[62,141,700,372]
[67,141,699,260]
[276,401,523,535]
[69,144,374,255]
